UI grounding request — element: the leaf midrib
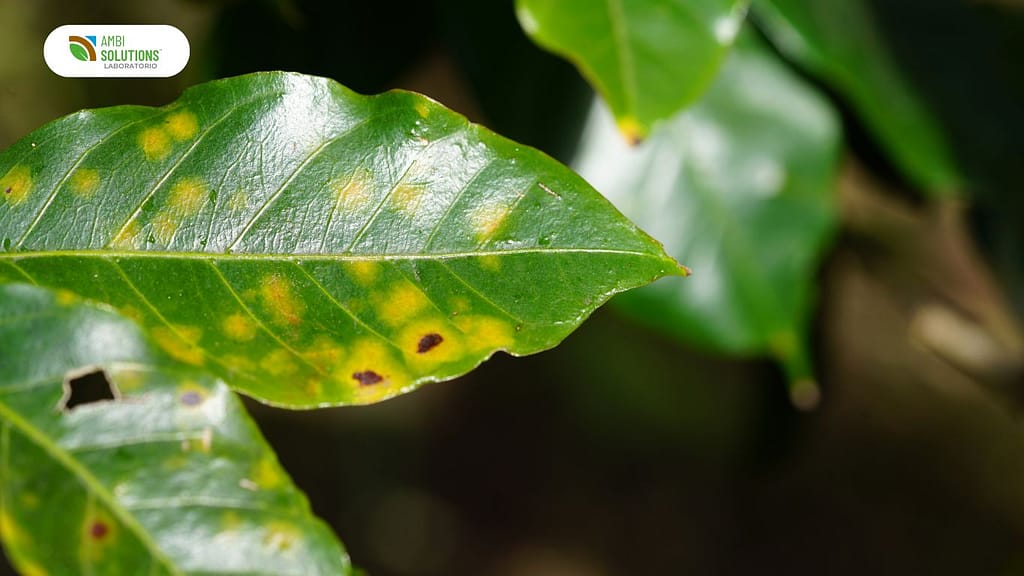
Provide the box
[0,395,184,576]
[0,247,669,262]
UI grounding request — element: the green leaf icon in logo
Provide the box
[69,43,89,61]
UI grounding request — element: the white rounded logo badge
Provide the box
[44,25,190,78]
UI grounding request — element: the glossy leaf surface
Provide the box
[516,0,749,142]
[575,39,839,402]
[755,0,962,194]
[0,72,681,408]
[0,284,350,575]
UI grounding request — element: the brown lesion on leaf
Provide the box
[417,333,444,354]
[352,370,384,386]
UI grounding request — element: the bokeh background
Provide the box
[2,0,1023,574]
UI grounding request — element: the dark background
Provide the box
[2,1,1023,574]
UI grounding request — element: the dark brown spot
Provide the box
[180,391,202,406]
[89,521,109,540]
[417,333,444,354]
[352,370,384,386]
[3,187,11,195]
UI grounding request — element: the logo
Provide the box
[68,35,97,61]
[44,25,189,78]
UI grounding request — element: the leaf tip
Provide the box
[788,379,821,412]
[616,116,647,146]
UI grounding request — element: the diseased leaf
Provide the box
[574,38,840,406]
[0,284,350,575]
[754,0,962,194]
[0,72,681,408]
[516,0,749,142]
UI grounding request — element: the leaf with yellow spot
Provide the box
[0,71,681,407]
[0,284,352,569]
[0,284,352,574]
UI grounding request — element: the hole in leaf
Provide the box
[60,368,117,412]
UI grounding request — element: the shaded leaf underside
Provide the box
[0,72,680,407]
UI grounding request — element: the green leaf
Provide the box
[516,0,749,142]
[754,0,962,194]
[0,284,350,575]
[69,43,89,62]
[0,72,681,408]
[574,38,840,406]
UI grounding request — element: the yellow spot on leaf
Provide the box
[479,255,502,271]
[222,354,256,373]
[263,521,301,552]
[165,110,199,141]
[390,183,424,215]
[453,315,514,354]
[70,168,100,197]
[152,326,204,366]
[110,221,142,249]
[375,283,429,327]
[251,456,286,490]
[0,165,33,205]
[152,212,179,245]
[259,349,299,377]
[139,127,171,160]
[222,313,257,342]
[55,289,78,307]
[111,368,146,392]
[302,336,344,371]
[470,201,512,243]
[399,319,463,371]
[338,339,410,404]
[169,177,208,216]
[414,101,430,118]
[260,275,304,326]
[332,169,373,210]
[82,509,117,561]
[346,260,380,286]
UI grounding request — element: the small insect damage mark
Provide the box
[352,370,384,386]
[180,391,203,406]
[537,182,561,199]
[59,367,119,412]
[417,333,444,354]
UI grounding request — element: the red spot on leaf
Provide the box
[417,333,444,353]
[352,370,384,386]
[89,521,109,540]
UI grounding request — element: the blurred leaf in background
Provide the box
[574,36,840,407]
[515,0,749,142]
[753,0,964,196]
